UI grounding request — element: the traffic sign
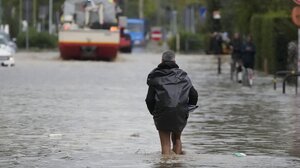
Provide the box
[151,30,162,41]
[292,6,300,27]
[150,27,162,41]
[294,0,300,5]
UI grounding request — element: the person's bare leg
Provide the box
[158,130,171,155]
[171,132,183,154]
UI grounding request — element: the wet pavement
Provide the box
[0,51,300,168]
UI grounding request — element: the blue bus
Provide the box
[127,18,145,46]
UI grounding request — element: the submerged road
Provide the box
[0,51,300,168]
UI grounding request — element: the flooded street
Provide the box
[1,51,300,168]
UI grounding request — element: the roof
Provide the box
[127,19,145,24]
[63,0,117,24]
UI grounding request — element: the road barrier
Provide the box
[273,70,296,90]
[282,72,300,94]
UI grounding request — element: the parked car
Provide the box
[0,31,17,53]
[0,37,15,67]
[119,28,132,53]
[0,44,15,66]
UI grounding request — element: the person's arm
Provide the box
[145,86,156,115]
[188,86,198,105]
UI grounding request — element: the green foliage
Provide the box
[250,14,263,70]
[168,32,203,53]
[261,15,276,73]
[250,12,297,73]
[17,28,58,49]
[124,0,206,27]
[206,0,296,73]
[206,0,294,34]
[0,0,65,38]
[205,0,221,32]
[144,0,156,18]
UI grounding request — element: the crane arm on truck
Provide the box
[84,2,104,27]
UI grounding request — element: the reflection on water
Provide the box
[152,162,187,168]
[184,57,300,158]
[151,155,186,168]
[0,52,300,167]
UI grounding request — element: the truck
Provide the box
[59,0,120,60]
[127,18,146,46]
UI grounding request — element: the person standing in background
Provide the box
[242,35,256,86]
[229,33,243,82]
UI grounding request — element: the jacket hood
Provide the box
[147,62,189,86]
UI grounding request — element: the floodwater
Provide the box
[0,51,300,168]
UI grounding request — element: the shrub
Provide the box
[250,14,263,70]
[168,32,203,53]
[17,28,58,49]
[250,12,297,73]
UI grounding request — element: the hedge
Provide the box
[250,15,263,70]
[250,12,297,74]
[168,32,203,53]
[17,28,58,49]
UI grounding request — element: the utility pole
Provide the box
[156,0,161,26]
[123,0,128,15]
[171,10,177,35]
[172,10,180,53]
[190,5,195,33]
[0,0,2,26]
[19,0,23,34]
[49,0,53,34]
[26,0,29,49]
[33,0,36,28]
[139,0,144,19]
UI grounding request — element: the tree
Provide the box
[217,0,294,34]
[0,0,65,36]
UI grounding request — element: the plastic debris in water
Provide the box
[233,152,247,157]
[49,134,63,139]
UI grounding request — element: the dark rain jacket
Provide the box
[242,41,256,69]
[230,38,243,60]
[212,35,223,55]
[145,61,198,132]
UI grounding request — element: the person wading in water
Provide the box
[146,50,198,155]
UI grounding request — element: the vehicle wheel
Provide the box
[124,46,132,53]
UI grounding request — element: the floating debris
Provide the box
[49,134,63,139]
[233,153,247,157]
